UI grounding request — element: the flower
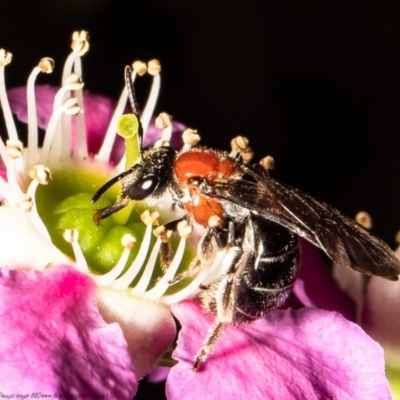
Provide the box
[0,32,190,396]
[0,31,394,399]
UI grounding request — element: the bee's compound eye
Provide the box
[128,175,159,200]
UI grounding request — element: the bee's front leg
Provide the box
[168,218,231,286]
[153,216,191,272]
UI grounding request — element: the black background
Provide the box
[1,1,400,397]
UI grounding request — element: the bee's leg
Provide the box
[193,322,225,372]
[154,216,191,272]
[169,225,226,285]
[93,197,129,224]
[193,245,244,371]
[194,220,253,371]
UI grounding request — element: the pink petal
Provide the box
[298,239,356,321]
[168,300,390,400]
[7,86,56,128]
[0,265,137,397]
[97,287,177,379]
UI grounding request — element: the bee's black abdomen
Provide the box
[235,217,300,322]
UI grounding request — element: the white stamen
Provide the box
[61,38,88,160]
[63,229,90,274]
[29,165,52,185]
[26,177,52,239]
[157,112,173,143]
[40,97,81,164]
[143,237,186,300]
[64,73,84,91]
[6,140,23,159]
[200,250,228,287]
[26,66,43,167]
[15,193,33,212]
[111,224,153,290]
[0,53,24,172]
[140,60,161,132]
[130,237,162,296]
[92,234,135,287]
[0,53,18,141]
[162,249,226,305]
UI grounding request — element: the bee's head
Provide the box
[120,146,176,201]
[91,66,176,222]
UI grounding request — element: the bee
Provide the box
[92,66,400,371]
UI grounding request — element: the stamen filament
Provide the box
[130,237,161,296]
[0,64,24,173]
[162,249,226,305]
[143,237,186,300]
[61,53,88,160]
[91,248,129,287]
[5,159,23,199]
[26,67,41,167]
[0,66,19,142]
[26,178,52,238]
[40,95,74,164]
[64,229,90,274]
[111,223,153,290]
[141,73,160,135]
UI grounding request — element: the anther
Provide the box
[132,60,147,76]
[28,165,52,185]
[121,233,136,249]
[182,129,201,146]
[63,229,79,243]
[6,140,23,159]
[260,155,275,171]
[155,112,172,129]
[71,31,90,56]
[64,97,82,116]
[355,211,372,229]
[177,220,192,239]
[0,49,12,66]
[153,226,173,242]
[16,194,33,212]
[208,215,223,228]
[64,73,84,90]
[147,59,161,76]
[395,230,400,245]
[38,58,55,73]
[230,136,254,162]
[141,210,160,226]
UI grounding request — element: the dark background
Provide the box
[1,0,400,398]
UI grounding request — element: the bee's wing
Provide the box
[199,172,400,281]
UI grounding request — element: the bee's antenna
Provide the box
[91,166,135,203]
[125,65,144,152]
